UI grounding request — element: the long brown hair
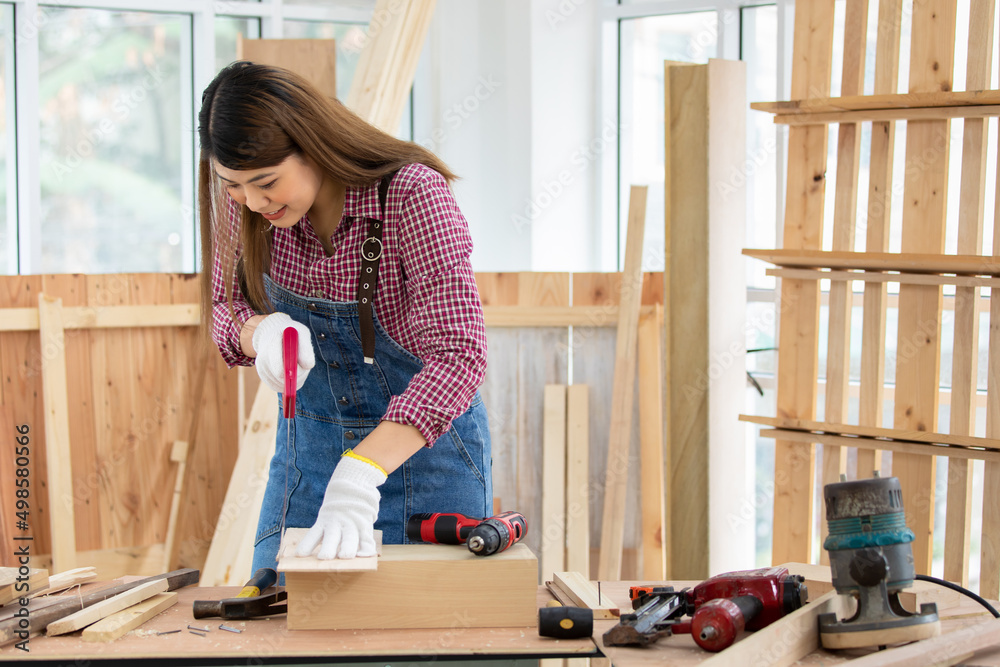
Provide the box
[198,61,456,336]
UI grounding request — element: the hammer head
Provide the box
[192,591,287,620]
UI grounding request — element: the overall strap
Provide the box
[357,171,396,364]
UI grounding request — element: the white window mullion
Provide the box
[14,0,40,273]
[261,0,282,39]
[717,6,740,61]
[597,14,619,272]
[3,3,16,274]
[40,0,206,12]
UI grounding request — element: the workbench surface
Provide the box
[5,579,1000,666]
[1,584,596,663]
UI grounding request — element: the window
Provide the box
[0,4,13,275]
[4,0,386,275]
[38,8,189,273]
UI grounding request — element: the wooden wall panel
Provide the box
[0,276,49,564]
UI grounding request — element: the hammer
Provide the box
[192,568,287,620]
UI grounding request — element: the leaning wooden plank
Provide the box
[551,571,619,620]
[771,0,836,566]
[565,385,590,578]
[841,618,1000,667]
[46,579,169,636]
[80,591,177,643]
[162,440,190,573]
[743,249,1000,274]
[598,185,648,581]
[698,590,851,667]
[983,117,1000,600]
[739,414,1000,451]
[637,307,666,579]
[892,0,958,576]
[821,0,868,565]
[200,384,278,586]
[37,294,77,573]
[541,385,568,583]
[345,0,437,132]
[947,0,995,588]
[0,568,197,645]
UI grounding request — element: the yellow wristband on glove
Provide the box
[342,449,388,477]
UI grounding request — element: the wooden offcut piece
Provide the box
[46,579,169,636]
[564,384,590,577]
[637,306,666,579]
[541,384,568,583]
[550,571,619,620]
[237,36,337,98]
[278,527,382,572]
[597,185,647,581]
[29,566,97,598]
[81,592,177,643]
[280,541,536,630]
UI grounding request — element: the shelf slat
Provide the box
[743,248,1000,275]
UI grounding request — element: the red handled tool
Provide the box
[282,327,298,417]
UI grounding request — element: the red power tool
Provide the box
[406,511,527,557]
[604,567,808,652]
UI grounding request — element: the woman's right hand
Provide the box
[250,312,315,393]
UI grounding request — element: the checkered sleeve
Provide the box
[382,170,488,445]
[210,196,258,368]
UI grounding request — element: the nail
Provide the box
[219,624,243,634]
[156,629,181,636]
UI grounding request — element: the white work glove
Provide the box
[252,312,315,393]
[296,451,387,560]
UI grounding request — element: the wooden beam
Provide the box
[598,185,648,581]
[744,249,1000,275]
[771,0,835,566]
[541,385,568,584]
[551,571,619,620]
[767,267,1000,288]
[758,429,1000,464]
[37,294,77,573]
[751,89,1000,115]
[946,0,995,587]
[564,385,590,578]
[740,414,1000,451]
[46,579,169,636]
[81,592,178,643]
[820,0,868,564]
[638,306,666,579]
[774,104,1000,124]
[857,0,902,481]
[0,304,200,332]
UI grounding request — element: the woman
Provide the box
[198,61,492,570]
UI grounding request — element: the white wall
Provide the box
[414,0,603,272]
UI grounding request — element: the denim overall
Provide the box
[250,220,493,575]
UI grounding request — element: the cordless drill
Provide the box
[406,511,527,556]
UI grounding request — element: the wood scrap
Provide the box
[30,566,98,598]
[46,579,169,636]
[0,568,48,606]
[81,592,178,642]
[0,568,198,646]
[551,571,619,619]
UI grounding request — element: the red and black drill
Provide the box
[604,566,808,652]
[406,511,527,556]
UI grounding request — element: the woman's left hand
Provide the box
[295,452,387,559]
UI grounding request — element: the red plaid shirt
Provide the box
[210,163,488,444]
